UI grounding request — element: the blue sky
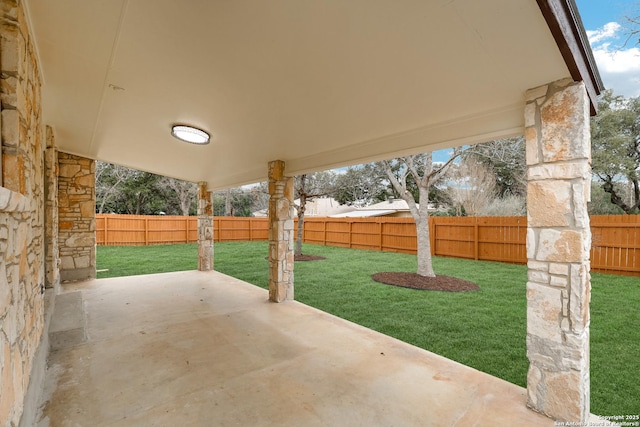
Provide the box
[575,0,640,97]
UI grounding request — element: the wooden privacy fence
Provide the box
[96,215,268,245]
[96,214,640,276]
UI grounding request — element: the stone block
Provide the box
[525,84,548,102]
[2,153,25,194]
[526,282,563,343]
[526,228,537,260]
[60,255,75,270]
[527,180,571,227]
[73,255,90,269]
[549,263,569,276]
[524,102,537,128]
[74,174,94,187]
[540,83,590,163]
[64,234,94,248]
[1,108,19,147]
[572,181,590,229]
[58,163,81,178]
[569,263,590,333]
[79,200,94,218]
[525,127,539,166]
[527,260,548,272]
[550,275,568,288]
[528,270,549,284]
[527,162,590,181]
[545,370,586,422]
[536,229,585,263]
[268,160,285,181]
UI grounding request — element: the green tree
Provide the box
[591,90,640,214]
[332,164,386,206]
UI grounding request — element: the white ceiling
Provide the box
[26,0,575,190]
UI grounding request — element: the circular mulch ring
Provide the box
[371,272,480,292]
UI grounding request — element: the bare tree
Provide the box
[463,137,526,198]
[623,12,640,47]
[446,158,497,216]
[250,182,271,213]
[95,161,135,213]
[162,177,197,216]
[294,172,335,257]
[224,188,233,216]
[380,150,460,277]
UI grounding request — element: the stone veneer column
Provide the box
[44,126,59,289]
[197,182,213,271]
[267,160,294,302]
[58,153,96,282]
[524,79,591,422]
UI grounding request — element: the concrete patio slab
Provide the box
[37,270,560,426]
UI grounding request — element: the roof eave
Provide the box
[537,0,605,115]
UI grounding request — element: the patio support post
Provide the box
[198,182,214,271]
[44,126,60,289]
[267,160,294,302]
[524,79,591,423]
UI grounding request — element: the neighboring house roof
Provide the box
[253,197,355,217]
[361,199,414,212]
[330,210,399,218]
[299,197,356,217]
[330,199,410,218]
[26,0,602,190]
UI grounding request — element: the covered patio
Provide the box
[1,0,605,425]
[40,270,561,426]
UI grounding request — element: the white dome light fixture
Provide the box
[171,125,210,145]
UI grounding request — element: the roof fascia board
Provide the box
[536,0,605,115]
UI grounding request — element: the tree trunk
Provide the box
[225,188,232,216]
[295,193,306,256]
[415,186,435,277]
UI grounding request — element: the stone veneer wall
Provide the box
[0,0,47,425]
[57,152,95,282]
[267,160,294,302]
[525,79,592,422]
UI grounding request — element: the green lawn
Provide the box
[97,241,640,416]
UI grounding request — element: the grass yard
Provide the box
[97,241,640,416]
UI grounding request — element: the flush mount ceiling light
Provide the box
[171,125,210,145]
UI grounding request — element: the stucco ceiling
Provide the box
[25,0,597,190]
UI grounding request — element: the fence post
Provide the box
[379,220,383,251]
[104,215,109,246]
[474,219,479,260]
[323,220,327,246]
[145,217,149,245]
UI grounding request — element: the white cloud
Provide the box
[587,22,622,44]
[587,22,640,97]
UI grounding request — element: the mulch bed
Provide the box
[371,272,480,292]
